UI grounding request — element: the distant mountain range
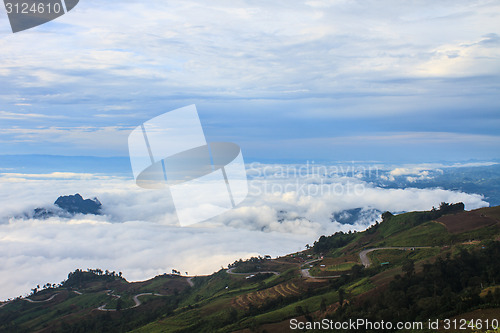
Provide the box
[1,155,499,206]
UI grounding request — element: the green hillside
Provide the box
[1,203,500,333]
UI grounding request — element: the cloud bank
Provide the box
[0,163,489,300]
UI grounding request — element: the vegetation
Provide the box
[313,231,358,254]
[1,203,499,333]
[329,241,500,332]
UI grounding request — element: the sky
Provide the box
[0,0,499,162]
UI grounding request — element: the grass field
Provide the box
[438,208,500,234]
[232,280,303,310]
[309,261,357,276]
[367,247,441,267]
[5,206,500,333]
[376,221,450,247]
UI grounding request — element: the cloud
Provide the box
[1,0,499,294]
[0,1,498,159]
[378,161,499,182]
[416,33,500,77]
[0,172,309,299]
[0,218,305,300]
[239,131,500,162]
[384,166,440,182]
[1,172,111,180]
[0,2,498,109]
[0,126,133,155]
[0,111,65,120]
[215,178,486,232]
[0,164,490,300]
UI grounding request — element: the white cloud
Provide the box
[0,218,305,300]
[1,0,498,101]
[386,166,440,182]
[448,161,499,168]
[0,166,489,300]
[378,161,499,182]
[0,111,65,120]
[0,126,133,154]
[0,0,498,159]
[1,172,111,180]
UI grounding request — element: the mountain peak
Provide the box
[54,194,102,215]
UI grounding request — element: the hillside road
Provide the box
[359,247,432,268]
[226,268,280,276]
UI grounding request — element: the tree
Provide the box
[351,264,363,278]
[402,259,415,278]
[382,211,393,221]
[228,307,238,322]
[295,305,304,316]
[338,288,345,306]
[320,298,327,312]
[116,298,123,311]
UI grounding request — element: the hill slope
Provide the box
[1,204,500,332]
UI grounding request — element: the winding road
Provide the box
[226,268,280,276]
[0,301,11,309]
[300,268,341,279]
[97,290,168,311]
[186,277,194,287]
[133,293,162,307]
[2,249,433,311]
[359,247,432,268]
[2,276,196,312]
[23,293,59,303]
[300,259,342,280]
[0,293,60,309]
[300,247,433,279]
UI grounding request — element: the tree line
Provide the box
[329,241,500,332]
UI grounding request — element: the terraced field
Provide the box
[232,281,302,310]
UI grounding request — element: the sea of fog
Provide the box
[0,161,495,300]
